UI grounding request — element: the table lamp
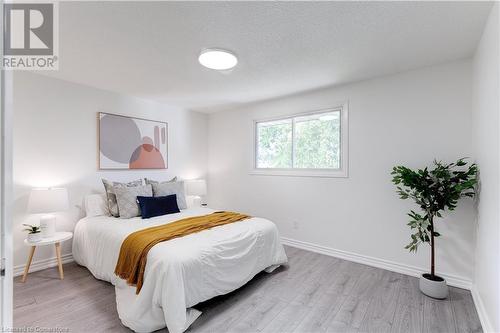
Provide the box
[28,188,69,238]
[186,179,207,206]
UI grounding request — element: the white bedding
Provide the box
[72,207,288,333]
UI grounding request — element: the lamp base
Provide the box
[40,214,56,238]
[192,196,202,207]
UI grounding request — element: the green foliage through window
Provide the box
[256,111,341,169]
[256,120,292,168]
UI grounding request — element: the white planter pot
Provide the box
[27,232,42,243]
[419,273,448,299]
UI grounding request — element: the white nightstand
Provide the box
[22,231,73,282]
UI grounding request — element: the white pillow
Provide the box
[84,194,109,217]
[151,181,187,210]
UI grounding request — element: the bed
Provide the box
[72,206,288,333]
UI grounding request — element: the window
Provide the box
[253,104,348,177]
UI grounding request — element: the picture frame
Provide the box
[98,112,168,170]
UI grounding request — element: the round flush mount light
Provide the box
[198,49,238,70]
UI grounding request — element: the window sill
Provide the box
[249,169,348,178]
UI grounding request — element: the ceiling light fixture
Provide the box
[198,49,238,70]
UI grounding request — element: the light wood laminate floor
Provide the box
[14,246,482,333]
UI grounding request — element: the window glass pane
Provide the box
[294,111,340,169]
[256,119,292,168]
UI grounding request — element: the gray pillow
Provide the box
[102,179,143,217]
[114,184,153,219]
[152,181,187,210]
[144,176,177,185]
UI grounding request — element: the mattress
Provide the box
[72,207,288,333]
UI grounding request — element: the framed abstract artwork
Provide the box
[98,112,168,169]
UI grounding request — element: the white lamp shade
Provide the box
[28,188,69,214]
[186,180,207,196]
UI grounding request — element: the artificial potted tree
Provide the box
[23,224,42,243]
[391,158,477,299]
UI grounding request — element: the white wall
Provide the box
[12,72,208,268]
[472,4,499,332]
[208,60,476,285]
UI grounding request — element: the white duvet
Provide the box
[72,207,288,333]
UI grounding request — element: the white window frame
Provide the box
[251,102,349,178]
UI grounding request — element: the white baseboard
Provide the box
[470,285,495,333]
[13,253,74,277]
[281,237,472,290]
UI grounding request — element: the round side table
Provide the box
[22,231,73,282]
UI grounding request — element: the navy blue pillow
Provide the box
[136,195,180,219]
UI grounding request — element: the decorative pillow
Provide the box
[114,184,153,219]
[136,195,180,219]
[151,181,187,210]
[102,179,142,217]
[84,194,109,217]
[144,176,177,185]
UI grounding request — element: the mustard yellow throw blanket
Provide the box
[115,211,251,293]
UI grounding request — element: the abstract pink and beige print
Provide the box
[99,113,168,169]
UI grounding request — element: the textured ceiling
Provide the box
[39,1,493,113]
